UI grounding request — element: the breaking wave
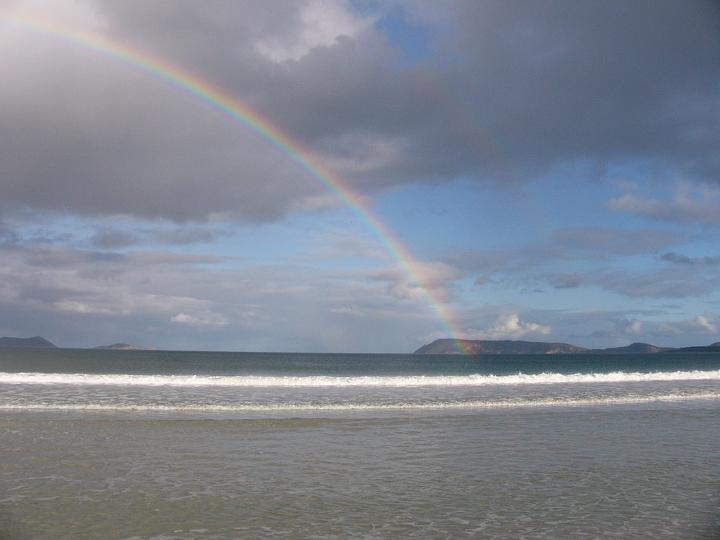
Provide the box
[1,370,720,387]
[1,392,718,412]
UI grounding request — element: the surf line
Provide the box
[2,13,473,354]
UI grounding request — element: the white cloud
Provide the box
[474,275,491,286]
[464,313,551,340]
[319,132,410,176]
[171,311,228,327]
[54,300,116,316]
[693,315,717,334]
[626,319,642,335]
[373,260,463,303]
[255,0,371,63]
[329,304,362,316]
[654,313,719,340]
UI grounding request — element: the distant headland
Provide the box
[415,339,720,355]
[0,336,57,348]
[0,336,149,350]
[1,335,719,354]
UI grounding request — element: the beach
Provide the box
[2,349,719,539]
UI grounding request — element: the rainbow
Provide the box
[1,11,473,354]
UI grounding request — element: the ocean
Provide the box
[1,348,719,539]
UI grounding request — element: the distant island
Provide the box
[0,336,57,348]
[0,336,150,350]
[1,335,718,355]
[415,339,720,355]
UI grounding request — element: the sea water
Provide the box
[1,348,719,539]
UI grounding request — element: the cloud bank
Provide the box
[1,0,718,223]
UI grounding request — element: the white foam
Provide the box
[0,370,719,387]
[0,392,718,412]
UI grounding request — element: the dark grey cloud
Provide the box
[593,268,720,299]
[473,275,491,286]
[90,226,224,248]
[257,0,720,186]
[448,226,717,299]
[449,226,685,274]
[152,228,221,245]
[2,0,718,223]
[91,230,138,249]
[551,227,684,255]
[20,246,125,268]
[0,45,314,222]
[408,0,720,180]
[661,252,720,266]
[661,252,693,265]
[1,1,329,222]
[548,273,583,289]
[0,221,19,246]
[547,266,720,299]
[532,264,720,299]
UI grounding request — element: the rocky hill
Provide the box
[673,343,720,353]
[0,336,57,348]
[414,339,720,355]
[415,339,586,355]
[590,342,672,354]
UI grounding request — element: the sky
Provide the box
[1,0,719,352]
